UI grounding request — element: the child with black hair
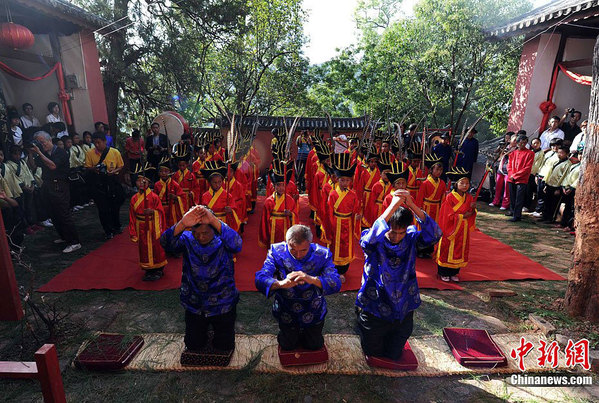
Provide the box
[541,146,571,222]
[558,152,581,233]
[532,138,562,218]
[436,168,476,282]
[356,189,442,361]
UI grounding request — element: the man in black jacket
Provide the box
[145,123,169,180]
[31,131,81,253]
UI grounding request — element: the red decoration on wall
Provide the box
[558,64,591,86]
[0,22,34,49]
[539,101,556,114]
[0,60,72,125]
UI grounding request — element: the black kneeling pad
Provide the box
[180,347,234,367]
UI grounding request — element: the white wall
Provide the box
[552,37,594,122]
[520,33,561,137]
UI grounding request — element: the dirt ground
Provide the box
[0,201,597,402]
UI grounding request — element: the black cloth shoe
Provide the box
[505,211,513,216]
[508,217,521,222]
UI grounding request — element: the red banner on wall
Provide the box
[557,63,591,86]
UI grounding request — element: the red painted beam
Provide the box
[0,361,38,379]
[0,212,23,321]
[35,344,66,403]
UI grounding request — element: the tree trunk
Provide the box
[103,0,129,143]
[564,35,599,322]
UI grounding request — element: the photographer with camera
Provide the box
[30,131,81,253]
[84,132,125,240]
[559,108,582,143]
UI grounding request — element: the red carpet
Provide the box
[38,196,565,293]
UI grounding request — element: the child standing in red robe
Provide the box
[382,161,410,210]
[173,145,198,210]
[359,151,381,228]
[416,154,446,258]
[364,152,392,228]
[153,157,186,228]
[407,146,426,201]
[192,144,208,198]
[259,160,298,248]
[324,153,361,282]
[200,161,241,233]
[436,168,476,282]
[129,163,167,281]
[226,161,247,232]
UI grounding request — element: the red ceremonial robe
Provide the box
[153,178,185,228]
[436,190,477,269]
[324,185,361,266]
[128,189,167,270]
[306,153,320,211]
[206,151,223,162]
[353,162,366,206]
[359,167,381,227]
[226,177,247,225]
[258,192,298,248]
[174,168,198,210]
[312,166,329,226]
[236,159,253,214]
[364,179,390,228]
[247,146,261,203]
[191,158,208,198]
[407,166,426,200]
[201,187,241,232]
[415,175,446,223]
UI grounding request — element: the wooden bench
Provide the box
[0,344,66,403]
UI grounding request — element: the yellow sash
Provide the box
[177,168,190,183]
[426,175,440,194]
[133,188,151,211]
[365,169,377,190]
[334,185,349,210]
[158,178,170,199]
[207,187,224,209]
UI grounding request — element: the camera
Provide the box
[567,108,575,114]
[23,139,42,150]
[96,163,107,174]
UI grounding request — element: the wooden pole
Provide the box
[0,212,23,321]
[35,344,66,403]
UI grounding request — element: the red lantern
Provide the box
[0,22,34,50]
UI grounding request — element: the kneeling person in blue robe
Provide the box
[356,189,442,360]
[256,224,341,351]
[161,205,242,353]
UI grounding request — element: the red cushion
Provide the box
[75,334,144,371]
[278,345,329,367]
[442,327,507,368]
[364,340,418,371]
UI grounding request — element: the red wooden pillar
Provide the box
[35,345,66,403]
[0,212,23,321]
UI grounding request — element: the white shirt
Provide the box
[11,126,22,146]
[539,128,564,150]
[20,115,40,129]
[46,113,68,138]
[334,135,348,153]
[570,131,585,153]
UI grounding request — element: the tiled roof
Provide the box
[217,115,379,131]
[487,0,599,38]
[14,0,112,31]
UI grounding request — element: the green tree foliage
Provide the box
[73,0,307,137]
[307,0,532,137]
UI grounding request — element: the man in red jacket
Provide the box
[506,134,534,222]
